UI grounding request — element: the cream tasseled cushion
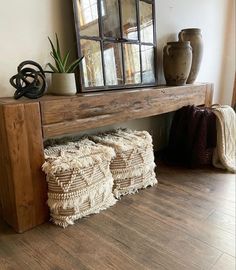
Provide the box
[91,129,158,198]
[42,139,117,228]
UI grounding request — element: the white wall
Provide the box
[218,0,235,104]
[156,0,235,105]
[0,0,234,149]
[0,0,76,97]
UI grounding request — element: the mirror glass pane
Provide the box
[77,0,100,37]
[103,43,123,86]
[124,44,141,84]
[140,0,153,43]
[101,0,120,38]
[80,39,104,87]
[121,0,138,40]
[141,45,155,83]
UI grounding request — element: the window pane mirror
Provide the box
[121,0,138,40]
[101,0,120,38]
[124,43,141,84]
[140,0,154,43]
[103,42,123,85]
[76,0,100,37]
[80,39,104,87]
[141,45,155,83]
[73,0,156,92]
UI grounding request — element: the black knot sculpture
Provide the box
[10,60,46,99]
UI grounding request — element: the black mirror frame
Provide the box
[72,0,158,93]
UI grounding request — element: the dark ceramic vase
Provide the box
[163,41,192,86]
[178,28,203,84]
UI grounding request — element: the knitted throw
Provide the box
[212,105,236,173]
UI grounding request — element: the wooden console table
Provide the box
[0,83,213,232]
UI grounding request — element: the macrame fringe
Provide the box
[42,139,115,175]
[111,162,156,179]
[90,128,153,152]
[47,177,114,210]
[50,194,117,228]
[113,175,158,199]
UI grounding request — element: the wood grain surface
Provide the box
[0,164,234,270]
[0,83,214,233]
[0,103,49,233]
[40,84,212,138]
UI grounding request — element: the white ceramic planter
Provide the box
[50,73,77,96]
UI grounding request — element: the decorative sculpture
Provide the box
[10,60,46,99]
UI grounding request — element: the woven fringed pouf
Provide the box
[91,129,157,198]
[42,139,117,228]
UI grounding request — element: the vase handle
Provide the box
[178,31,184,41]
[164,45,171,56]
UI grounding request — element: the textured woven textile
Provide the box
[42,139,117,227]
[212,105,236,173]
[91,129,157,198]
[165,105,217,167]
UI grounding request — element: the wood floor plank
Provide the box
[0,241,28,270]
[62,231,146,270]
[0,163,234,270]
[158,179,235,218]
[206,210,235,234]
[105,199,222,270]
[158,166,235,205]
[129,187,235,257]
[0,222,89,270]
[211,253,235,270]
[142,184,212,220]
[82,211,200,270]
[155,182,215,218]
[37,222,148,270]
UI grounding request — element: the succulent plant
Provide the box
[47,34,83,73]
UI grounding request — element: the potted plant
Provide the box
[47,34,83,95]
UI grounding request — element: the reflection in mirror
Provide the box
[76,0,101,37]
[80,39,104,87]
[141,45,155,83]
[124,44,141,84]
[104,43,123,86]
[121,0,138,40]
[140,0,153,43]
[101,0,120,38]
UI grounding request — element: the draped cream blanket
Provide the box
[212,105,236,173]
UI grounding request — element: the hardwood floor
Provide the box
[0,164,235,270]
